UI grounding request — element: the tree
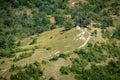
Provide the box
[54,14,65,25]
[12,0,20,8]
[0,36,6,48]
[10,71,30,80]
[64,19,74,31]
[60,66,70,75]
[49,77,56,80]
[112,26,120,40]
[4,19,12,27]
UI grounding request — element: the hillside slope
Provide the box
[0,0,120,80]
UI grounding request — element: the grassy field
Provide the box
[0,27,90,80]
[0,26,119,80]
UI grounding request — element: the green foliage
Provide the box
[4,19,12,27]
[13,50,34,62]
[91,30,97,37]
[10,71,30,80]
[0,49,15,58]
[80,60,120,80]
[10,64,21,71]
[1,60,5,64]
[46,47,51,51]
[49,53,70,61]
[64,19,74,31]
[70,0,116,28]
[29,38,37,45]
[101,29,111,38]
[68,41,120,80]
[49,56,58,61]
[0,35,15,49]
[49,77,56,80]
[59,53,70,60]
[0,0,118,58]
[87,43,93,47]
[16,41,21,46]
[0,49,7,57]
[0,0,70,55]
[54,14,66,26]
[10,62,43,80]
[112,27,120,40]
[60,66,70,75]
[41,60,47,65]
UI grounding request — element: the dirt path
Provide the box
[78,35,91,48]
[0,68,10,76]
[77,28,91,48]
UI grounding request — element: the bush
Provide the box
[91,30,97,37]
[10,71,30,80]
[10,62,43,80]
[112,27,120,40]
[29,38,37,45]
[0,49,7,57]
[49,77,56,80]
[60,66,70,75]
[13,51,34,62]
[10,64,21,71]
[64,19,74,31]
[41,60,47,65]
[4,19,12,27]
[16,41,21,46]
[1,60,5,64]
[54,15,66,25]
[49,56,58,61]
[59,53,70,59]
[46,47,51,51]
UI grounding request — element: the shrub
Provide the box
[4,19,12,27]
[112,27,120,40]
[16,41,21,46]
[46,47,51,51]
[1,60,5,64]
[49,77,56,80]
[13,51,34,62]
[59,53,70,59]
[64,19,74,31]
[41,60,47,65]
[49,56,58,61]
[60,66,70,75]
[29,38,37,45]
[10,62,43,80]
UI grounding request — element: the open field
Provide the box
[0,27,90,80]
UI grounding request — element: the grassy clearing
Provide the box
[0,27,90,80]
[37,27,84,52]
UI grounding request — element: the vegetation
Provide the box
[112,26,120,40]
[49,53,70,61]
[10,64,22,71]
[13,50,35,62]
[74,60,120,80]
[60,40,120,79]
[0,0,120,80]
[29,38,37,45]
[60,66,70,75]
[0,0,119,57]
[10,61,43,80]
[49,77,56,80]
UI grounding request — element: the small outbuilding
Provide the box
[75,23,81,30]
